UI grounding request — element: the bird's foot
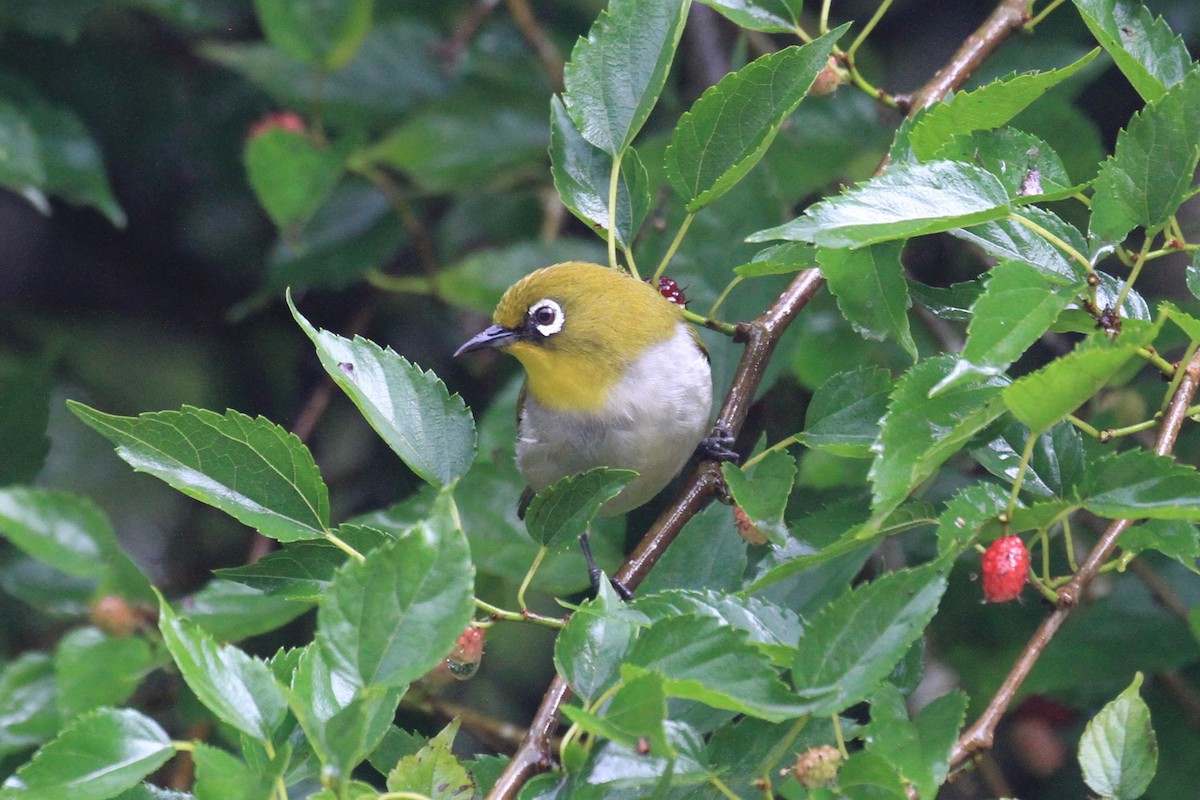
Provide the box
[697,424,740,463]
[579,531,633,600]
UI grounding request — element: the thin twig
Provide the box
[506,0,565,93]
[949,348,1200,768]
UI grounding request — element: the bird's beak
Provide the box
[454,323,522,357]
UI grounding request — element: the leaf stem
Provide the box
[846,0,894,61]
[652,212,695,282]
[819,0,832,33]
[1024,0,1067,31]
[741,435,800,471]
[1007,211,1093,277]
[1065,413,1100,439]
[324,531,365,563]
[1114,233,1154,312]
[1005,433,1038,520]
[517,546,548,612]
[680,307,739,338]
[1062,517,1079,573]
[473,597,565,628]
[708,275,744,319]
[832,714,850,758]
[608,150,629,275]
[365,270,436,296]
[378,793,434,800]
[709,775,742,800]
[1137,346,1176,379]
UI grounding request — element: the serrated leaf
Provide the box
[0,654,58,758]
[524,467,637,549]
[181,579,311,642]
[721,450,796,545]
[386,720,474,799]
[244,128,344,230]
[637,502,748,595]
[289,295,476,488]
[554,580,637,703]
[818,241,916,359]
[0,708,172,800]
[215,540,347,601]
[253,0,371,69]
[562,670,670,756]
[908,279,983,321]
[1079,673,1157,800]
[934,482,1009,555]
[792,563,947,716]
[368,727,428,777]
[863,684,968,800]
[1079,449,1200,520]
[952,205,1089,284]
[749,160,1011,248]
[665,28,845,211]
[628,614,808,721]
[933,260,1082,393]
[694,0,803,33]
[798,366,893,458]
[871,355,1008,511]
[1121,519,1200,573]
[54,627,154,719]
[972,420,1086,499]
[731,242,819,278]
[0,488,127,580]
[1073,0,1193,101]
[288,643,401,776]
[158,590,288,742]
[549,97,649,250]
[1090,70,1200,244]
[192,742,274,800]
[1002,325,1155,433]
[68,402,330,543]
[632,589,803,668]
[937,127,1079,202]
[909,52,1098,159]
[318,492,474,689]
[562,0,689,155]
[1161,301,1200,344]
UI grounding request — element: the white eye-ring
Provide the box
[529,298,565,337]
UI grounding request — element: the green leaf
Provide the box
[818,241,916,359]
[631,589,803,668]
[1072,0,1194,101]
[1002,325,1154,433]
[1161,301,1200,344]
[749,160,1011,248]
[289,296,476,488]
[934,482,1009,555]
[908,52,1099,159]
[0,708,173,800]
[792,562,947,716]
[436,238,606,315]
[0,100,44,202]
[721,450,796,545]
[1090,70,1200,244]
[871,355,1008,512]
[192,743,274,800]
[952,205,1089,284]
[1079,449,1200,520]
[731,242,819,278]
[549,96,649,251]
[54,627,154,718]
[368,727,427,777]
[181,580,311,642]
[799,366,893,458]
[319,492,474,689]
[23,100,124,227]
[524,467,637,550]
[837,750,909,799]
[1079,673,1158,800]
[158,590,288,742]
[972,420,1085,499]
[215,540,347,601]
[1120,519,1200,573]
[665,28,846,212]
[933,260,1082,393]
[908,279,983,321]
[694,0,803,33]
[0,358,51,486]
[561,0,689,154]
[862,684,968,800]
[637,502,748,595]
[244,128,344,230]
[68,402,330,543]
[562,670,670,755]
[936,127,1079,201]
[0,488,125,580]
[0,654,59,758]
[288,644,401,776]
[554,580,637,703]
[253,0,372,69]
[386,720,474,799]
[628,614,808,721]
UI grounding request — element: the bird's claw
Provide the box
[579,531,633,600]
[697,425,740,463]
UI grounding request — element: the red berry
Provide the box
[248,110,306,139]
[445,626,485,680]
[646,275,687,306]
[981,535,1030,602]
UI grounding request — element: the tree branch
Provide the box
[950,348,1200,769]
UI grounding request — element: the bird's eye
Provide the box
[529,298,565,337]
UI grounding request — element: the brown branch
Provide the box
[506,0,565,94]
[900,0,1031,113]
[950,348,1200,769]
[487,0,1041,793]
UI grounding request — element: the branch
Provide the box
[950,348,1200,769]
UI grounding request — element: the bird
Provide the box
[455,262,732,593]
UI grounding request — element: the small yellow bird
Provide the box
[456,262,730,584]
